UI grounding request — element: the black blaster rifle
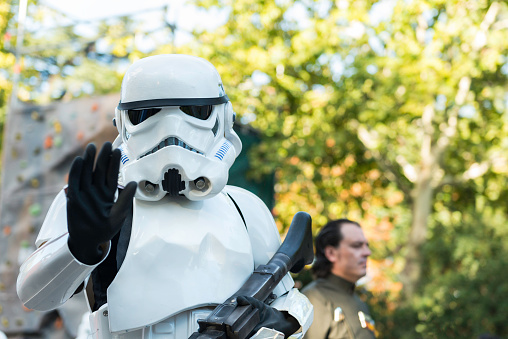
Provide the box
[189,211,313,339]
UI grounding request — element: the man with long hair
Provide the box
[302,219,375,339]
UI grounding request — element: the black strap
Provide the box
[118,96,229,110]
[227,193,247,229]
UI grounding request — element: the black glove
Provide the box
[66,142,137,265]
[237,295,300,338]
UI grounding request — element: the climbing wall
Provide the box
[0,94,120,335]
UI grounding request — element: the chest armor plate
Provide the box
[107,193,254,332]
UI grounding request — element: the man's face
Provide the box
[325,223,371,283]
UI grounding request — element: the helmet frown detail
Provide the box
[113,54,242,201]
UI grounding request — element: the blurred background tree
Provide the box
[187,0,508,337]
[0,0,15,157]
[1,0,508,337]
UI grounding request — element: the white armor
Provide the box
[17,186,312,338]
[16,54,313,338]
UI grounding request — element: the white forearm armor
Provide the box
[16,233,109,311]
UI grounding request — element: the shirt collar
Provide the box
[326,273,356,294]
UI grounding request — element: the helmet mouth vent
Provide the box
[162,169,186,196]
[139,136,203,159]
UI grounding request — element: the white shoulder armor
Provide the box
[223,186,295,295]
[223,186,314,337]
[223,185,281,265]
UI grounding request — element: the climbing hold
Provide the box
[76,131,84,141]
[54,135,63,147]
[53,121,62,134]
[30,178,40,188]
[43,135,53,149]
[2,226,11,237]
[28,203,41,217]
[31,111,41,121]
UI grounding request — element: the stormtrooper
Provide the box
[16,54,313,339]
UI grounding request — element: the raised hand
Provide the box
[66,142,137,265]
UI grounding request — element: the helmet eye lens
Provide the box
[127,108,162,125]
[179,105,213,120]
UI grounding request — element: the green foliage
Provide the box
[415,257,508,338]
[414,206,508,337]
[187,0,508,336]
[0,0,15,156]
[367,207,508,338]
[2,3,169,105]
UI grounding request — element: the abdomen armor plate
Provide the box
[106,193,254,332]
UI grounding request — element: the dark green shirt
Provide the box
[302,274,376,339]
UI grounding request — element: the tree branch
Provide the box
[473,2,501,51]
[432,76,470,182]
[355,123,413,197]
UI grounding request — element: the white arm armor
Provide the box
[16,233,109,311]
[248,289,315,339]
[224,186,314,338]
[16,189,109,311]
[269,288,314,338]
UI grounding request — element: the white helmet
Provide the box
[113,54,242,201]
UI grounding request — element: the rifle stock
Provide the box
[189,211,313,339]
